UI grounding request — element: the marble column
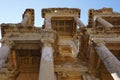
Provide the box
[44,16,52,29]
[96,17,113,28]
[73,17,85,28]
[95,43,120,80]
[82,73,98,80]
[21,12,31,27]
[0,44,10,69]
[38,42,55,80]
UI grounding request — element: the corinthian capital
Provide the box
[91,38,105,47]
[0,39,14,48]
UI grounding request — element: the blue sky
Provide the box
[0,0,120,42]
[0,0,120,26]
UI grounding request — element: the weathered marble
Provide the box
[21,12,31,27]
[38,43,55,80]
[0,44,10,69]
[95,43,120,80]
[73,17,85,28]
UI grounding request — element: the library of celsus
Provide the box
[0,8,120,80]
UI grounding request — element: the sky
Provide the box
[0,0,120,42]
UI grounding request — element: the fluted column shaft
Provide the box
[44,16,52,29]
[96,17,113,28]
[39,43,55,80]
[95,43,120,80]
[73,17,85,28]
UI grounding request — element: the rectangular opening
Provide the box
[16,49,41,72]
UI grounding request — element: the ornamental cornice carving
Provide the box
[2,28,56,45]
[42,8,80,18]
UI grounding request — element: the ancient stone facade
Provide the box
[0,8,120,80]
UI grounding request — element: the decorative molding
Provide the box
[42,8,80,18]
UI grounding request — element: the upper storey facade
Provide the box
[88,8,120,29]
[41,8,81,36]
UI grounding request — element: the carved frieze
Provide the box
[2,26,56,43]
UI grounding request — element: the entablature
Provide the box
[87,27,120,34]
[42,8,80,18]
[90,36,120,50]
[1,25,57,50]
[1,25,56,40]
